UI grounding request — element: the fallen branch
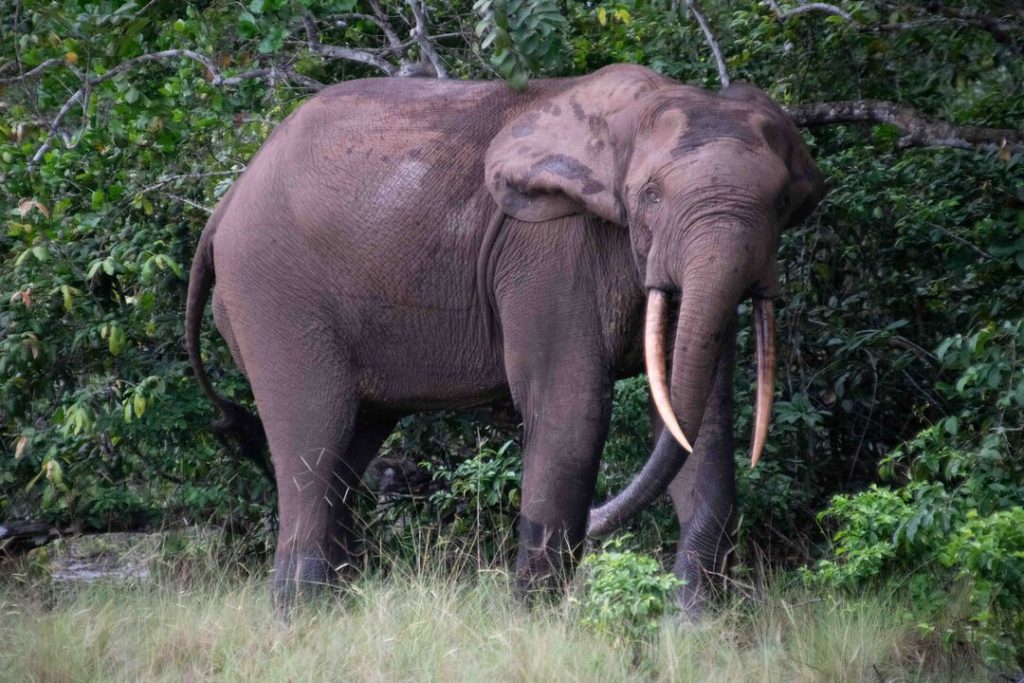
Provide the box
[685,0,730,88]
[788,99,1024,154]
[0,519,58,557]
[300,12,398,75]
[367,0,405,51]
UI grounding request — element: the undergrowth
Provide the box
[0,532,993,682]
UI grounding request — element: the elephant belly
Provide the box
[350,302,509,412]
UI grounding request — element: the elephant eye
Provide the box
[775,194,789,213]
[643,185,662,205]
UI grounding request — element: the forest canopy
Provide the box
[1,0,1023,667]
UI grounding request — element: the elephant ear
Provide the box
[485,66,669,224]
[723,83,825,227]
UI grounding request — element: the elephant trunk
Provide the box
[666,261,745,453]
[588,239,778,538]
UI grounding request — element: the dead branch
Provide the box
[407,0,449,79]
[766,0,853,22]
[300,12,398,75]
[367,0,405,52]
[787,99,1024,154]
[0,57,73,84]
[0,519,58,557]
[685,0,730,88]
[767,1,1020,51]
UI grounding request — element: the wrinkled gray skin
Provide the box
[186,64,824,615]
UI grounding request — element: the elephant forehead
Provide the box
[671,107,762,157]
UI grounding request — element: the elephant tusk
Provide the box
[645,289,693,454]
[750,297,776,468]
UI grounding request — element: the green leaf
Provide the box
[943,416,959,436]
[133,393,147,418]
[108,325,126,356]
[238,10,258,38]
[258,26,287,54]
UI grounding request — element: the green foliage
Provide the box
[473,0,568,87]
[577,536,683,645]
[808,319,1024,666]
[430,438,521,511]
[0,1,286,528]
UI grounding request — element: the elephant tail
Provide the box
[186,225,272,481]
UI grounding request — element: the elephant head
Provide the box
[486,65,823,512]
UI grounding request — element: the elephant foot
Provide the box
[671,576,709,622]
[513,517,578,602]
[670,548,722,621]
[272,551,343,617]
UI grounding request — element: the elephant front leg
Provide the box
[512,374,613,597]
[667,325,738,618]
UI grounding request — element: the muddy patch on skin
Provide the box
[672,107,759,157]
[510,112,541,139]
[530,154,606,195]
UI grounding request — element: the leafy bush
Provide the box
[808,319,1024,666]
[577,537,682,646]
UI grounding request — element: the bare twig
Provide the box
[684,0,729,88]
[300,14,398,76]
[787,100,1024,154]
[164,193,212,214]
[367,0,405,51]
[406,0,448,79]
[767,1,1020,52]
[0,57,68,84]
[766,0,853,22]
[132,170,243,199]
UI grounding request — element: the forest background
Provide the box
[1,0,1023,672]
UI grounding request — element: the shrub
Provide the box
[577,537,682,646]
[808,319,1024,667]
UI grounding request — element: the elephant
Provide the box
[185,63,824,614]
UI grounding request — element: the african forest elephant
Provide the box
[186,64,824,614]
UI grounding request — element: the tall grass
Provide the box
[0,536,984,682]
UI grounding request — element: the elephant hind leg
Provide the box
[261,381,359,613]
[221,306,366,612]
[268,407,394,614]
[325,410,397,581]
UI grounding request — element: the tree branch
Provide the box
[406,0,448,79]
[0,57,69,84]
[300,12,398,75]
[685,0,730,88]
[787,100,1024,154]
[767,1,1020,51]
[766,0,853,22]
[366,0,405,51]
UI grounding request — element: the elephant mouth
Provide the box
[644,288,776,468]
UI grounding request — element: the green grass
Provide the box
[0,541,986,682]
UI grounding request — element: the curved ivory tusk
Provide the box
[645,289,693,454]
[750,298,776,468]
